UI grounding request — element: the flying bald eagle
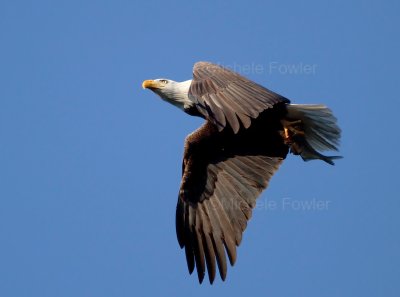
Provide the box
[142,62,341,284]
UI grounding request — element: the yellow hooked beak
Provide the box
[142,80,160,89]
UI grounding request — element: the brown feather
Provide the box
[189,62,290,133]
[177,116,287,283]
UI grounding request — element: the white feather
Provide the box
[286,104,341,152]
[152,79,194,111]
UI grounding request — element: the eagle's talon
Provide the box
[280,128,292,145]
[281,119,304,145]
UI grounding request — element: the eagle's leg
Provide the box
[280,119,304,144]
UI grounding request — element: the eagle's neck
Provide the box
[160,80,194,111]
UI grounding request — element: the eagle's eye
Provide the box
[159,79,168,84]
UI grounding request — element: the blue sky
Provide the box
[1,0,399,296]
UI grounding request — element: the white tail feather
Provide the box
[286,104,342,164]
[287,104,341,152]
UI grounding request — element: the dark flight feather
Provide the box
[189,62,290,133]
[176,118,287,283]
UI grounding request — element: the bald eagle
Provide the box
[142,62,341,284]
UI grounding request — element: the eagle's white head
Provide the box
[142,79,194,111]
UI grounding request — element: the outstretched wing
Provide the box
[176,122,288,283]
[189,62,290,133]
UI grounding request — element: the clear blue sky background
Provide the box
[1,1,399,296]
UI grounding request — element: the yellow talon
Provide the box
[284,127,290,139]
[281,119,304,145]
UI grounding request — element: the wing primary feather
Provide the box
[184,244,195,274]
[194,227,206,283]
[207,196,228,281]
[184,204,195,274]
[214,171,246,245]
[212,186,237,266]
[176,199,185,248]
[199,203,217,284]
